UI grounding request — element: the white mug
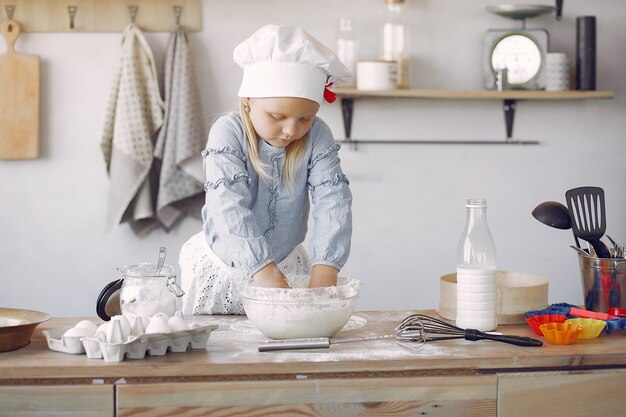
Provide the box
[356,60,397,90]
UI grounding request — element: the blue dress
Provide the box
[179,112,352,314]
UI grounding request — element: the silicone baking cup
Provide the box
[525,314,567,336]
[539,322,582,345]
[565,318,606,339]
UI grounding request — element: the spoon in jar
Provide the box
[155,247,167,275]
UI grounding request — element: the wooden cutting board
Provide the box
[0,19,40,159]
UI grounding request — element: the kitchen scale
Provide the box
[483,4,556,90]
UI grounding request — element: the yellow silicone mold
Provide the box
[565,318,606,339]
[539,322,582,345]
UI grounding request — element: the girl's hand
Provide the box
[252,262,289,288]
[308,264,338,288]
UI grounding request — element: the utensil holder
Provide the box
[578,254,626,313]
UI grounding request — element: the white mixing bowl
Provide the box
[240,276,360,339]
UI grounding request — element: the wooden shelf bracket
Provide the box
[503,99,516,141]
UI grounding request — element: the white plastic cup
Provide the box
[456,307,498,331]
[456,315,497,331]
[544,52,570,91]
[456,290,497,302]
[457,282,496,293]
[546,52,568,63]
[457,299,497,311]
[457,274,496,285]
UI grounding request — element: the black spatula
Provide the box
[565,186,611,258]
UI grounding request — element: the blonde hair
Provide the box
[239,98,308,190]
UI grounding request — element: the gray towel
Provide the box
[153,24,205,231]
[99,24,164,234]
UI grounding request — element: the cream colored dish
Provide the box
[0,307,50,352]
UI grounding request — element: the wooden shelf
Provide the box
[334,88,614,101]
[333,88,615,144]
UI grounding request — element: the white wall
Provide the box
[1,0,624,316]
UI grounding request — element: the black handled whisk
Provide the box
[397,314,542,347]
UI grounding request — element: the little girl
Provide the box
[179,24,353,315]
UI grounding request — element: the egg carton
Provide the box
[44,323,218,362]
[43,327,87,354]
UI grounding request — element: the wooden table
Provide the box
[1,311,626,417]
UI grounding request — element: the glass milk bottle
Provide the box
[456,199,497,331]
[336,17,357,87]
[382,0,410,89]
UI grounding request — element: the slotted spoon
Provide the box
[565,186,611,258]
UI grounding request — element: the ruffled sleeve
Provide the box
[201,115,273,276]
[307,119,353,270]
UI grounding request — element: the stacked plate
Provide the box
[544,53,570,91]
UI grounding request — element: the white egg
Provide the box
[95,322,110,342]
[73,320,97,336]
[145,315,171,334]
[63,327,93,338]
[168,311,188,332]
[152,312,170,321]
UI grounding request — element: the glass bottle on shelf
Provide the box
[382,0,410,89]
[336,17,358,87]
[456,199,497,331]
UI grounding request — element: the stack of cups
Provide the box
[456,267,497,331]
[544,52,570,91]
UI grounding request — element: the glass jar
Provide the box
[119,263,184,317]
[456,199,498,331]
[382,0,410,89]
[337,17,358,87]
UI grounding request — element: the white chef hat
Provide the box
[233,24,352,105]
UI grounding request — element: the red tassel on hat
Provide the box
[324,82,336,103]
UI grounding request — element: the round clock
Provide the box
[483,29,548,90]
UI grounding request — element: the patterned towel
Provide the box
[99,24,164,234]
[153,24,205,230]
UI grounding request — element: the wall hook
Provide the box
[68,5,77,30]
[129,5,138,23]
[173,5,182,26]
[4,5,15,20]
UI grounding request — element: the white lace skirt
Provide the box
[179,232,311,315]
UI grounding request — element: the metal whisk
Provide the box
[257,313,541,352]
[397,314,542,347]
[258,323,427,352]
